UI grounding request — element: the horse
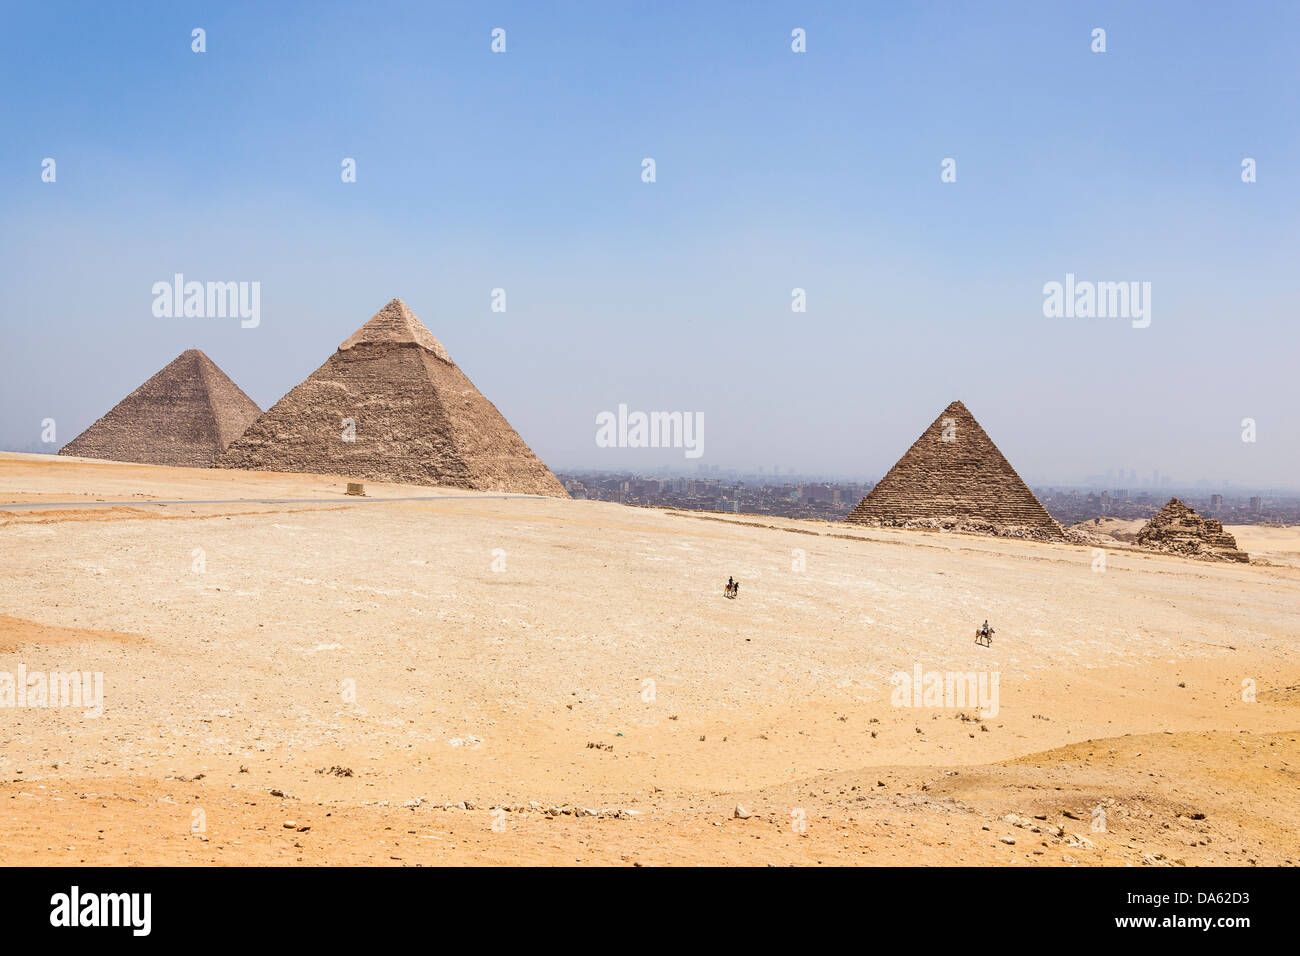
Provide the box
[974,623,994,647]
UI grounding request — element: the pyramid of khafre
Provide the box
[60,349,262,467]
[845,400,1064,540]
[216,298,567,497]
[1136,498,1249,562]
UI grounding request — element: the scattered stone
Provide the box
[1136,498,1249,562]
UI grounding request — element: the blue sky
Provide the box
[2,1,1297,487]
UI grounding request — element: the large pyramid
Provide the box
[846,400,1064,540]
[216,298,567,496]
[60,349,262,467]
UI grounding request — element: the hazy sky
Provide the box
[2,1,1297,488]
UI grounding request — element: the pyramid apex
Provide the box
[339,298,451,362]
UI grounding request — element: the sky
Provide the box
[1,1,1297,489]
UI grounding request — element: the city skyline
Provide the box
[555,461,1298,495]
[557,469,1300,527]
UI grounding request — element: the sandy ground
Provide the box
[1,453,1297,866]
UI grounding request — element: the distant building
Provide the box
[1210,494,1223,511]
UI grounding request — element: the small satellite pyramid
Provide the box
[216,298,567,496]
[1136,498,1248,562]
[846,400,1064,540]
[60,349,262,467]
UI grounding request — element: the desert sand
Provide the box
[1,452,1297,866]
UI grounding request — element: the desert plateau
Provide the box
[2,452,1297,867]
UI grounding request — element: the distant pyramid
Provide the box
[1136,498,1248,562]
[60,349,262,467]
[846,400,1064,540]
[216,298,566,496]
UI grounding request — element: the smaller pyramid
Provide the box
[1136,498,1249,562]
[846,400,1064,540]
[60,350,262,467]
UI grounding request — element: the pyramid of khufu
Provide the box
[216,298,567,497]
[1136,498,1249,562]
[845,400,1065,540]
[59,349,262,467]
